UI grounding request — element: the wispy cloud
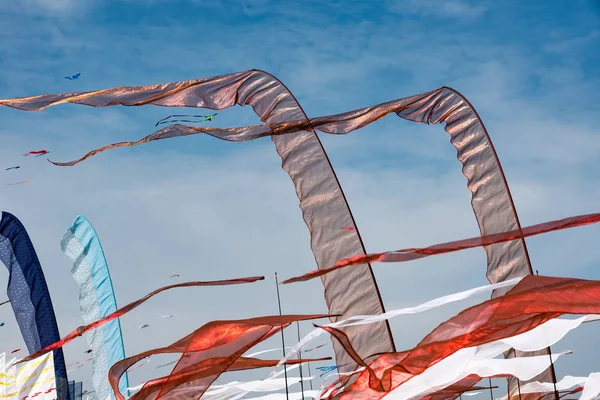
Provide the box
[387,0,489,18]
[0,0,93,17]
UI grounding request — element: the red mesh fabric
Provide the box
[127,357,329,399]
[0,70,394,374]
[18,276,264,364]
[107,314,330,399]
[283,213,600,284]
[0,72,549,383]
[322,275,600,399]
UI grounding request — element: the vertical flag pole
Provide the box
[307,358,314,391]
[536,270,560,400]
[275,272,290,400]
[297,322,306,400]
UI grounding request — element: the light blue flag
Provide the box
[61,215,128,400]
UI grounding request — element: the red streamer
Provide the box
[108,314,332,399]
[22,150,49,156]
[321,275,600,399]
[283,213,600,284]
[18,276,264,364]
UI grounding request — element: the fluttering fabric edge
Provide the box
[18,276,266,364]
[282,213,600,284]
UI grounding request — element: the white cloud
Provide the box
[0,0,93,16]
[388,0,488,18]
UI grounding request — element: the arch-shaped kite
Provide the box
[0,70,395,374]
[0,70,552,391]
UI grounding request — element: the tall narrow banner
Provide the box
[61,215,128,400]
[0,212,70,400]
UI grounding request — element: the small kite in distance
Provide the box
[158,315,173,319]
[65,73,81,80]
[130,356,151,371]
[85,349,92,354]
[304,343,326,352]
[155,113,217,126]
[23,150,49,157]
[155,360,177,370]
[169,274,180,279]
[0,322,4,327]
[11,349,20,354]
[315,363,351,377]
[67,358,91,367]
[5,166,20,171]
[139,324,150,329]
[6,178,29,186]
[67,364,84,372]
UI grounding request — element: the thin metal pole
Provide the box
[297,322,306,400]
[512,348,523,400]
[548,349,560,400]
[306,359,314,391]
[488,378,494,400]
[536,270,560,400]
[275,272,290,400]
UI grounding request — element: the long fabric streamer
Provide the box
[0,69,395,375]
[283,213,600,284]
[107,314,331,400]
[496,375,589,399]
[581,373,600,400]
[385,313,600,399]
[0,70,545,382]
[203,376,314,399]
[128,364,306,398]
[18,276,265,364]
[61,214,128,400]
[277,277,523,368]
[245,347,293,358]
[216,362,305,400]
[319,275,600,399]
[398,351,570,400]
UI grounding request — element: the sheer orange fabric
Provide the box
[108,314,331,399]
[322,275,600,399]
[18,276,265,364]
[283,213,600,284]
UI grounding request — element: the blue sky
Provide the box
[0,0,599,397]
